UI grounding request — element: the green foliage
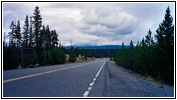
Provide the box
[33,6,42,64]
[8,21,17,47]
[51,30,58,47]
[69,46,76,62]
[4,6,65,69]
[48,48,65,64]
[3,47,20,70]
[155,6,174,84]
[29,17,33,48]
[23,15,29,47]
[16,20,22,45]
[115,42,134,70]
[114,7,174,85]
[69,54,76,62]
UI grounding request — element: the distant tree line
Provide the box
[66,48,117,59]
[114,7,174,85]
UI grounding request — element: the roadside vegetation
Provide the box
[114,7,174,85]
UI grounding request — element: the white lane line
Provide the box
[89,82,94,86]
[83,61,106,97]
[88,87,92,91]
[83,91,89,97]
[95,62,105,78]
[92,79,96,83]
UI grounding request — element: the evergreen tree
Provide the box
[121,42,124,49]
[51,29,58,47]
[15,20,22,47]
[155,6,174,83]
[69,46,76,62]
[128,40,134,70]
[46,25,51,49]
[139,38,147,74]
[29,16,33,48]
[23,15,29,48]
[4,6,66,70]
[145,29,153,47]
[40,26,48,65]
[144,30,156,76]
[8,21,16,47]
[115,42,127,67]
[33,6,42,64]
[40,26,46,48]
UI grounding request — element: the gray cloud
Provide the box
[2,2,174,45]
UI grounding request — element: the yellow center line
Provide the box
[3,62,96,83]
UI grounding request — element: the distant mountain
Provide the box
[64,45,130,49]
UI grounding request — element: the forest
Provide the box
[114,7,174,85]
[3,6,116,70]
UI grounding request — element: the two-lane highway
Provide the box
[3,59,110,97]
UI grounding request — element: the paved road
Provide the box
[3,59,174,97]
[3,59,110,97]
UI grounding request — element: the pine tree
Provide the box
[23,15,29,48]
[15,20,22,49]
[29,16,33,48]
[15,20,22,48]
[155,6,174,83]
[145,29,153,47]
[128,40,134,70]
[121,42,124,49]
[40,26,46,48]
[144,29,157,76]
[8,21,16,47]
[33,6,42,64]
[51,29,58,47]
[115,42,126,66]
[46,25,51,49]
[133,41,143,73]
[40,26,48,65]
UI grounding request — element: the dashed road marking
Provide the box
[3,62,97,83]
[88,87,92,91]
[83,91,89,97]
[89,82,94,86]
[83,61,106,97]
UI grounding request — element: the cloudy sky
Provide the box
[3,2,174,46]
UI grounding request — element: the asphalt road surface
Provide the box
[3,59,174,97]
[3,59,110,97]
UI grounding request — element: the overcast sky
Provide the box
[3,2,174,46]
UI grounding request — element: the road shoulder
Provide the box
[107,61,174,97]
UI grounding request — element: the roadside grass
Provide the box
[110,59,116,64]
[142,76,164,88]
[144,82,164,88]
[109,60,165,88]
[142,76,154,82]
[75,57,99,63]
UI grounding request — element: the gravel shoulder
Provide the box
[107,61,174,97]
